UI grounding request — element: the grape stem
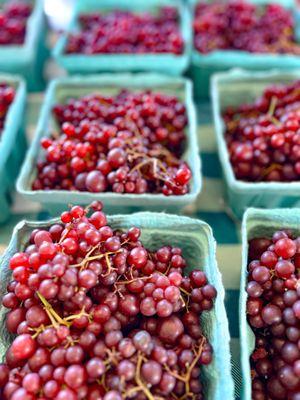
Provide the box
[270,116,281,126]
[267,96,277,117]
[134,352,157,400]
[113,275,152,299]
[105,348,120,367]
[164,336,206,397]
[37,291,67,327]
[179,287,190,296]
[97,373,108,392]
[149,147,180,166]
[36,292,91,330]
[58,226,72,244]
[126,147,181,187]
[70,238,129,272]
[259,163,282,181]
[70,250,121,269]
[127,150,168,176]
[115,274,152,286]
[179,287,191,311]
[123,352,165,400]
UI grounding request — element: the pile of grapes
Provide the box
[247,229,300,399]
[0,0,32,45]
[194,1,300,55]
[0,202,216,399]
[224,80,300,182]
[66,7,184,55]
[32,90,192,196]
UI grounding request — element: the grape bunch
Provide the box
[194,1,300,55]
[0,201,216,399]
[223,79,300,182]
[0,83,15,132]
[247,229,300,399]
[32,90,192,196]
[0,0,32,45]
[66,7,184,55]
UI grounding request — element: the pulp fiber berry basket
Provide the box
[0,212,234,400]
[190,0,299,99]
[0,74,27,224]
[211,68,300,219]
[239,207,300,400]
[16,73,201,216]
[53,0,191,76]
[0,0,47,92]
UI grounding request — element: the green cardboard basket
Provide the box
[0,0,48,92]
[0,212,234,400]
[190,0,299,100]
[53,0,191,76]
[0,74,27,224]
[211,68,300,219]
[239,207,300,400]
[17,73,201,215]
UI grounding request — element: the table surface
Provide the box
[0,95,243,399]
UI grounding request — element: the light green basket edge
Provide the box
[16,73,202,210]
[0,73,26,174]
[0,211,234,400]
[52,0,192,75]
[239,207,300,400]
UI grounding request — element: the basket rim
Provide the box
[0,73,26,173]
[0,210,235,400]
[211,68,300,194]
[239,207,300,400]
[52,0,192,72]
[190,0,299,63]
[16,73,202,206]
